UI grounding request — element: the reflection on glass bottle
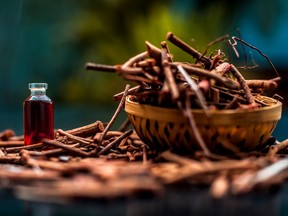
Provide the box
[23,83,54,145]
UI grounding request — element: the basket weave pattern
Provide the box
[125,96,282,152]
[128,113,278,152]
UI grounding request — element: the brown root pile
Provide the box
[0,32,286,202]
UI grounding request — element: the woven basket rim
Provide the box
[125,95,282,125]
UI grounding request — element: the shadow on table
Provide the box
[1,183,288,216]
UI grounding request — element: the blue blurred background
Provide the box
[0,0,287,139]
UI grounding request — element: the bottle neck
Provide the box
[30,89,46,96]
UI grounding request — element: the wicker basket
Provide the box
[125,95,282,153]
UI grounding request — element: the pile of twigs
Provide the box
[1,125,288,201]
[0,32,287,202]
[0,117,161,202]
[86,32,281,111]
[86,32,282,156]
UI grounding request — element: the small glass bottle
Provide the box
[23,83,54,145]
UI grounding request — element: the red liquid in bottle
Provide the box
[23,84,54,145]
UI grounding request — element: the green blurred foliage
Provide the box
[47,0,236,105]
[1,0,284,107]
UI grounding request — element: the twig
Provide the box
[145,41,162,63]
[0,141,24,147]
[94,131,124,143]
[177,65,208,111]
[116,65,144,75]
[180,93,210,156]
[159,151,260,185]
[122,51,148,68]
[121,74,161,85]
[232,157,288,194]
[159,151,202,168]
[224,96,239,109]
[201,34,229,59]
[59,121,104,138]
[85,63,117,72]
[267,139,288,161]
[246,78,279,91]
[210,49,224,69]
[42,139,90,157]
[231,36,279,77]
[113,85,141,101]
[237,29,248,68]
[98,84,130,146]
[166,32,211,68]
[211,86,247,104]
[0,156,23,164]
[134,59,156,67]
[6,143,45,153]
[56,129,93,145]
[97,129,133,155]
[163,60,180,102]
[228,38,239,58]
[171,62,240,90]
[161,41,173,62]
[229,64,255,104]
